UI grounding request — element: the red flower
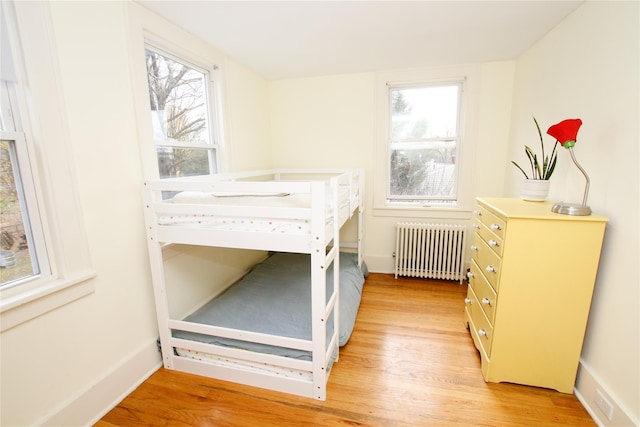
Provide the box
[547,119,583,148]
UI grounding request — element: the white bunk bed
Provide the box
[142,168,365,400]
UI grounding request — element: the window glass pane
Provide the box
[389,141,457,201]
[0,139,39,288]
[391,85,459,140]
[157,146,216,179]
[146,49,211,145]
[0,83,14,132]
[145,47,217,178]
[388,83,460,204]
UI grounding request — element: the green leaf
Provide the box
[511,161,530,179]
[512,118,561,180]
[534,116,546,170]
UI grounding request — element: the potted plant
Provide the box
[512,117,559,201]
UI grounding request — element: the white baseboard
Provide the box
[575,360,638,427]
[39,339,162,427]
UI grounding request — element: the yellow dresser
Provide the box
[464,197,607,393]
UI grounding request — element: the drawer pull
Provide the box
[478,328,489,338]
[490,223,502,231]
[472,223,480,229]
[485,265,496,273]
[470,245,479,251]
[473,210,482,217]
[467,271,475,279]
[488,239,500,247]
[464,297,472,304]
[481,297,493,307]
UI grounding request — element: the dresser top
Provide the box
[477,198,608,222]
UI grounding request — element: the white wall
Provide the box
[505,2,639,425]
[0,1,271,426]
[269,62,515,272]
[226,59,273,171]
[269,73,375,170]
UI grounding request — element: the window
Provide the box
[388,83,461,205]
[0,1,95,332]
[0,131,49,290]
[374,66,478,217]
[144,45,219,178]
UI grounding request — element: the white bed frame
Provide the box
[142,168,364,400]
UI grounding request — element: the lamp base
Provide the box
[551,202,592,216]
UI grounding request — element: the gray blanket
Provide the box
[173,252,366,360]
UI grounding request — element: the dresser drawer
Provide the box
[469,260,497,324]
[471,233,501,291]
[474,204,505,240]
[464,285,494,357]
[475,218,504,256]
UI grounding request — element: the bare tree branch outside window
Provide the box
[388,84,460,204]
[145,49,215,178]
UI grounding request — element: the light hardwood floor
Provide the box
[97,273,595,426]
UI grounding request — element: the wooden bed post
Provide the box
[142,182,174,369]
[357,170,365,269]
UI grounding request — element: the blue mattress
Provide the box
[173,251,367,360]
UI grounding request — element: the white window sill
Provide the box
[0,271,96,332]
[372,204,473,220]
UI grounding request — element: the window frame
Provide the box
[373,65,479,219]
[144,42,222,178]
[386,80,463,205]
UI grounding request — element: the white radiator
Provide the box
[394,223,467,283]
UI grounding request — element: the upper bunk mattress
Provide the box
[156,187,352,234]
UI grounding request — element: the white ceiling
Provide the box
[138,1,583,80]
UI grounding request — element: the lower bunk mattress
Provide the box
[171,251,367,364]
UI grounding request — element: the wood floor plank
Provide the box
[98,273,596,426]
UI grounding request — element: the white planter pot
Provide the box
[521,179,550,202]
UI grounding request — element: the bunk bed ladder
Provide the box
[309,179,341,400]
